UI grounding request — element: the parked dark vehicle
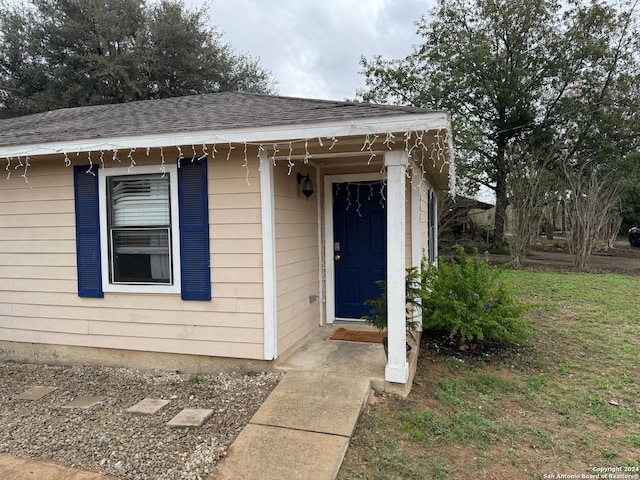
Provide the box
[630,226,640,247]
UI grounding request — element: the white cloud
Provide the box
[188,0,434,100]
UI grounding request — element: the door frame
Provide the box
[323,172,384,324]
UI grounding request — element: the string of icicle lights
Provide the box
[334,180,387,217]
[1,128,455,195]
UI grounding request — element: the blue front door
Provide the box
[333,181,386,319]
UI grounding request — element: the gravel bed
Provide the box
[0,362,282,479]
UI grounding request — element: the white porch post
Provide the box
[259,151,278,360]
[384,150,409,384]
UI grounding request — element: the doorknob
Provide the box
[335,255,341,261]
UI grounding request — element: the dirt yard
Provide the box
[490,238,640,275]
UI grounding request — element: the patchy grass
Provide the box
[338,270,640,480]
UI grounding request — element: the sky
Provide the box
[188,0,435,101]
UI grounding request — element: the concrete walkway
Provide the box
[0,455,116,480]
[209,371,371,480]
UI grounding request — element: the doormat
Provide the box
[329,327,385,344]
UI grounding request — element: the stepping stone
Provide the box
[15,386,57,401]
[61,396,106,409]
[167,408,213,428]
[126,398,170,415]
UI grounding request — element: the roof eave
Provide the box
[0,112,451,159]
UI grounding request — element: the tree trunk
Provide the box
[493,139,508,244]
[493,181,507,244]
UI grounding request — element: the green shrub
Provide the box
[362,266,423,339]
[422,248,530,347]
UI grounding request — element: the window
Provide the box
[73,158,211,300]
[100,165,181,294]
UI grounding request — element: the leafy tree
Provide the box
[565,163,620,271]
[505,145,552,268]
[359,0,640,245]
[543,1,640,265]
[0,0,276,118]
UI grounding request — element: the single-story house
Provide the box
[0,92,454,386]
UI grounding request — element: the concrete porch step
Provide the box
[209,371,372,480]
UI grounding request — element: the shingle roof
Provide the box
[0,92,437,148]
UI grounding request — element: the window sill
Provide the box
[103,284,181,295]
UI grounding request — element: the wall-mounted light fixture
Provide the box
[297,173,314,200]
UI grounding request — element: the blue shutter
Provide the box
[74,165,104,298]
[178,158,211,300]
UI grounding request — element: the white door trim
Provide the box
[323,172,384,325]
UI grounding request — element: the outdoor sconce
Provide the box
[297,173,314,199]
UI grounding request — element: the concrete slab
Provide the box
[0,455,116,480]
[275,324,387,381]
[210,424,349,480]
[126,398,170,415]
[250,371,370,437]
[61,396,106,409]
[167,408,213,428]
[276,324,421,398]
[15,386,57,401]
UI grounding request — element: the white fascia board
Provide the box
[0,112,451,159]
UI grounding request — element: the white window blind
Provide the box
[110,175,170,227]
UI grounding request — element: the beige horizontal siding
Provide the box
[274,235,317,250]
[0,317,89,335]
[0,185,72,202]
[0,150,266,360]
[210,192,261,209]
[0,253,76,267]
[0,240,75,253]
[6,199,71,215]
[209,267,263,284]
[1,214,75,228]
[210,253,262,268]
[0,328,263,358]
[211,238,263,253]
[210,209,262,224]
[212,282,263,299]
[0,266,76,280]
[1,279,77,294]
[210,177,261,194]
[210,223,262,239]
[276,257,318,276]
[273,163,320,356]
[0,291,259,320]
[276,272,319,301]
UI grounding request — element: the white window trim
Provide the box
[99,164,182,294]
